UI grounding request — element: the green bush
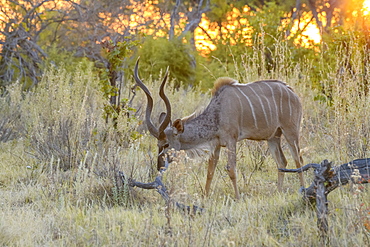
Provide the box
[135,36,197,89]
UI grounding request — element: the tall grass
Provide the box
[0,41,369,246]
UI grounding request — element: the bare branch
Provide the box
[280,158,370,199]
[169,0,181,40]
[286,0,314,39]
[307,0,323,33]
[179,0,211,43]
[118,160,204,214]
[279,162,320,173]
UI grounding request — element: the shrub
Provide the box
[136,36,197,89]
[20,62,104,170]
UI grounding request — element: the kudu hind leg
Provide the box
[283,130,305,188]
[267,134,288,191]
[205,146,221,197]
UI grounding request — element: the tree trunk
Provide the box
[169,0,181,40]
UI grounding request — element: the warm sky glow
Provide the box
[2,1,370,55]
[287,11,322,48]
[194,7,253,55]
[363,0,370,15]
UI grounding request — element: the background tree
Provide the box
[0,0,69,88]
[0,0,139,89]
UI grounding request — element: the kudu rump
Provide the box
[134,60,304,199]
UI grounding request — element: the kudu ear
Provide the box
[173,119,184,133]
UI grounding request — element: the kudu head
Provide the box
[163,118,184,151]
[134,58,173,170]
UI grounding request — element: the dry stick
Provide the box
[119,160,204,214]
[280,158,370,199]
[279,158,370,241]
[313,160,331,242]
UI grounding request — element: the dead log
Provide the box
[279,158,369,241]
[279,158,370,200]
[312,160,331,240]
[118,161,204,214]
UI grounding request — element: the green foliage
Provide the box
[310,26,370,103]
[136,36,197,89]
[43,45,91,75]
[246,2,297,74]
[248,2,286,39]
[208,0,234,23]
[98,39,142,143]
[99,40,137,102]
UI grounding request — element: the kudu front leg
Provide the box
[226,143,239,199]
[205,146,221,197]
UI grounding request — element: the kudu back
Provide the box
[134,59,304,199]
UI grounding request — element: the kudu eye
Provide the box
[159,142,169,150]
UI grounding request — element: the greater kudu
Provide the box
[134,59,304,199]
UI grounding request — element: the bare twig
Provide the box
[169,0,181,40]
[118,160,204,214]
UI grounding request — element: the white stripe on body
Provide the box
[262,82,279,123]
[257,83,273,125]
[234,93,245,129]
[282,85,292,117]
[247,86,269,126]
[279,84,283,116]
[235,87,258,128]
[234,81,295,125]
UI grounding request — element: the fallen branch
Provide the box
[118,161,204,214]
[280,158,370,200]
[311,159,331,241]
[279,158,369,242]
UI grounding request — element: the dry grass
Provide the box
[0,46,370,246]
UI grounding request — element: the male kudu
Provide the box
[134,59,304,199]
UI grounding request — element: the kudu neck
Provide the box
[179,106,220,148]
